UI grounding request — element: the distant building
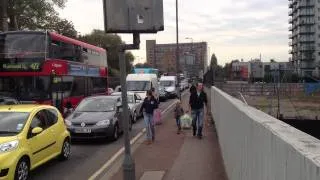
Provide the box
[146,40,208,78]
[289,0,320,78]
[231,60,250,81]
[250,59,264,80]
[230,59,294,82]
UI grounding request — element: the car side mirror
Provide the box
[32,127,43,135]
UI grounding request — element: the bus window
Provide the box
[0,77,51,101]
[49,41,81,62]
[92,77,107,94]
[70,77,85,96]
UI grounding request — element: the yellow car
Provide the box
[0,105,71,180]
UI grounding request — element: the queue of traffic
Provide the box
[0,73,189,180]
[0,31,189,180]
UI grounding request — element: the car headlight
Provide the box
[65,120,72,127]
[96,120,110,126]
[0,140,19,153]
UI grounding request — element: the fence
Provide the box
[215,83,304,97]
[211,86,320,180]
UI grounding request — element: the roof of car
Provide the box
[111,92,135,96]
[0,104,54,112]
[0,96,17,100]
[86,95,121,101]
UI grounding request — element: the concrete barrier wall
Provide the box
[211,86,320,180]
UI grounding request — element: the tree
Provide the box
[44,16,77,38]
[79,30,135,74]
[0,0,77,37]
[210,53,218,68]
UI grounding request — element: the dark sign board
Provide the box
[0,61,42,72]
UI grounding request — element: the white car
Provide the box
[181,80,189,90]
[114,85,121,92]
[159,76,178,98]
[111,92,143,123]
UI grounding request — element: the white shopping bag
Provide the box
[180,113,192,129]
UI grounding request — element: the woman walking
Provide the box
[140,90,159,145]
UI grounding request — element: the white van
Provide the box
[159,76,178,98]
[126,74,159,100]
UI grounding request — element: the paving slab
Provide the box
[140,171,165,180]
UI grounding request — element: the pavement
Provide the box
[110,93,227,180]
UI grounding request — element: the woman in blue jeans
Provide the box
[140,90,159,145]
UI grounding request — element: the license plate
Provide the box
[75,128,91,133]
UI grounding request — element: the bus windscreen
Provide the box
[0,33,46,72]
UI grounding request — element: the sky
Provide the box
[58,0,289,65]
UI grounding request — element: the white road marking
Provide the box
[88,128,146,180]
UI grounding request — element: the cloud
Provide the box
[58,0,289,65]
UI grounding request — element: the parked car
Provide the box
[65,96,131,141]
[0,105,71,180]
[0,96,20,105]
[111,92,143,123]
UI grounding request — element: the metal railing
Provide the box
[238,92,248,105]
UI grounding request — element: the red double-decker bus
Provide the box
[0,31,108,113]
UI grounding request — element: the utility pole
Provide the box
[1,0,8,31]
[119,34,140,180]
[277,68,280,119]
[176,0,181,99]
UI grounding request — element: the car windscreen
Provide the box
[127,81,151,91]
[0,112,29,136]
[76,98,116,112]
[160,81,174,87]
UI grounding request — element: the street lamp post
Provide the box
[185,37,194,80]
[176,0,181,99]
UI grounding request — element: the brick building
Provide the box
[146,40,208,78]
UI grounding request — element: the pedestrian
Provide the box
[174,100,184,134]
[140,90,159,144]
[189,83,208,139]
[189,84,196,94]
[63,101,74,118]
[151,87,158,102]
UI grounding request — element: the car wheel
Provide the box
[59,139,71,160]
[112,124,119,141]
[15,158,29,180]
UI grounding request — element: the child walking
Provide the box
[174,101,184,134]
